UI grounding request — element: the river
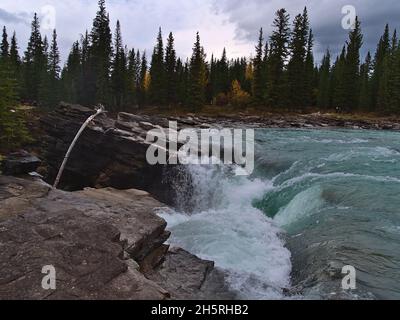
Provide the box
[159,128,400,300]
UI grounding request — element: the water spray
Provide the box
[53,105,107,189]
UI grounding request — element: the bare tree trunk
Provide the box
[53,106,106,189]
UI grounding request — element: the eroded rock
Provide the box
[0,176,231,300]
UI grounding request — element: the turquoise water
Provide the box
[160,128,400,300]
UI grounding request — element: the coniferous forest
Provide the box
[1,0,400,149]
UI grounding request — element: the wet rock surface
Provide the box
[0,175,231,300]
[1,150,41,176]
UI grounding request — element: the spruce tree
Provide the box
[358,52,372,110]
[304,28,315,107]
[187,32,207,109]
[61,41,82,103]
[9,32,20,68]
[267,9,290,108]
[287,11,308,109]
[149,28,166,105]
[24,13,45,103]
[127,48,140,107]
[165,32,177,106]
[89,0,113,105]
[387,37,400,114]
[1,26,9,60]
[209,54,216,103]
[317,50,331,108]
[216,48,230,95]
[381,29,400,113]
[38,36,52,107]
[176,58,188,105]
[331,46,347,110]
[343,17,363,111]
[44,29,61,107]
[252,28,265,105]
[111,20,127,110]
[371,24,390,111]
[138,52,148,106]
[79,30,91,106]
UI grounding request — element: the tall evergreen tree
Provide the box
[43,29,61,107]
[343,17,363,111]
[358,51,372,110]
[165,32,177,106]
[317,50,331,108]
[371,24,390,111]
[267,8,291,108]
[127,48,140,107]
[216,48,230,95]
[176,58,189,105]
[304,28,315,107]
[61,41,82,103]
[89,0,113,105]
[1,26,9,60]
[287,10,308,109]
[252,28,265,105]
[9,32,20,68]
[111,20,127,110]
[23,13,45,103]
[149,28,166,105]
[187,32,207,109]
[138,52,148,106]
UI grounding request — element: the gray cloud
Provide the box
[213,0,400,62]
[0,0,399,65]
[0,8,29,24]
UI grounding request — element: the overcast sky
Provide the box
[0,0,399,65]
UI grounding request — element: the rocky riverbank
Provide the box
[0,175,234,300]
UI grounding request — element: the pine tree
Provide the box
[10,32,21,71]
[387,37,400,114]
[317,50,331,108]
[138,52,148,106]
[165,32,177,106]
[252,28,265,105]
[1,26,9,60]
[127,48,140,107]
[216,48,230,95]
[343,17,363,111]
[111,20,127,110]
[187,32,207,109]
[176,58,188,105]
[287,10,308,109]
[23,13,45,103]
[267,9,291,108]
[38,36,52,107]
[43,29,61,107]
[89,0,113,105]
[79,30,91,106]
[61,41,82,103]
[304,29,315,107]
[149,28,166,105]
[8,32,21,96]
[381,29,400,113]
[331,46,347,110]
[371,24,390,111]
[358,52,372,110]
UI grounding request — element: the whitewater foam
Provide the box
[158,162,292,299]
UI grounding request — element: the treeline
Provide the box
[0,0,399,116]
